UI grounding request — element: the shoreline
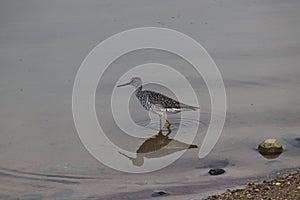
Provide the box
[206,171,300,200]
[94,167,300,200]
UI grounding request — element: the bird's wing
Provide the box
[146,91,181,108]
[146,90,198,110]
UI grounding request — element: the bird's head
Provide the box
[117,77,142,88]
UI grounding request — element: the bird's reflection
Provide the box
[119,129,198,166]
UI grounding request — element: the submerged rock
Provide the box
[258,139,283,159]
[208,168,226,176]
[151,190,170,197]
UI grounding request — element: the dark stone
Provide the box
[209,168,226,176]
[151,190,170,197]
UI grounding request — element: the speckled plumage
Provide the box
[135,86,198,117]
[117,77,199,128]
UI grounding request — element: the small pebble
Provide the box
[151,190,170,197]
[208,168,226,176]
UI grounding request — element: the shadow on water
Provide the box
[119,128,198,166]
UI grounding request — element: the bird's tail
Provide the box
[188,144,198,149]
[180,104,200,111]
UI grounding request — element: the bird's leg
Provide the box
[164,116,172,130]
[166,119,171,130]
[166,126,172,136]
[159,118,162,131]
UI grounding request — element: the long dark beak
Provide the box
[117,81,131,87]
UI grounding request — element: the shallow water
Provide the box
[1,0,300,199]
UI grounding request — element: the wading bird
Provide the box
[117,77,199,130]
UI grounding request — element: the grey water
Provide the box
[1,0,300,199]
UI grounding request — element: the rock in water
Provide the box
[258,139,283,159]
[208,168,226,176]
[151,190,170,197]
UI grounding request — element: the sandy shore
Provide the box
[206,171,300,200]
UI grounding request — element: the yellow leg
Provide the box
[164,117,172,130]
[166,126,172,136]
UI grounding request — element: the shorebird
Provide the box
[117,77,199,130]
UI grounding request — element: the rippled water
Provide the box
[135,117,207,131]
